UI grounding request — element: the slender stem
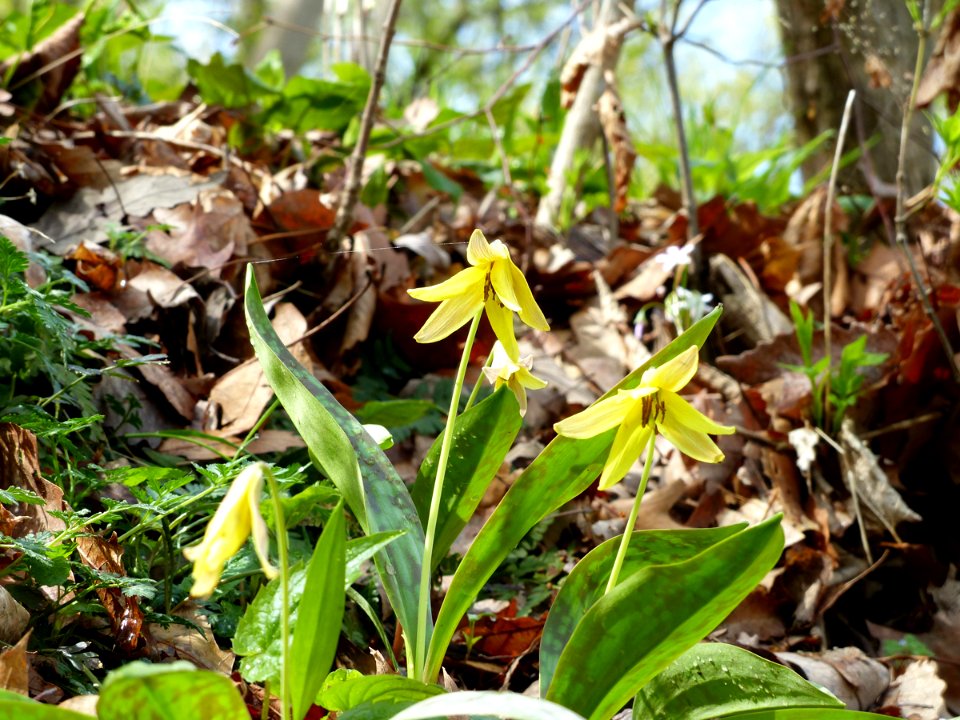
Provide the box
[660,33,699,242]
[605,433,657,594]
[265,469,291,720]
[326,0,403,250]
[416,311,483,682]
[894,5,960,383]
[822,89,857,428]
[463,352,493,413]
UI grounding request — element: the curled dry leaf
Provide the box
[597,86,636,214]
[0,423,68,536]
[839,418,922,538]
[0,13,83,114]
[209,302,313,436]
[126,262,200,308]
[0,633,30,696]
[75,533,144,653]
[776,646,888,710]
[880,658,947,720]
[0,587,29,645]
[558,18,632,107]
[149,607,234,673]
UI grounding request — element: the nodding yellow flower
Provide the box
[482,341,548,417]
[554,346,735,490]
[408,229,549,360]
[184,462,278,598]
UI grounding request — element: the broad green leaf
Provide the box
[234,530,400,686]
[98,661,247,720]
[411,386,522,569]
[424,306,723,680]
[245,267,428,670]
[633,642,843,719]
[0,690,30,702]
[319,674,443,719]
[291,502,346,720]
[546,516,784,720]
[540,525,746,696]
[392,691,587,720]
[0,702,88,719]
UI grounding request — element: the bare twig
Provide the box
[823,89,857,425]
[326,0,403,251]
[659,2,699,242]
[895,5,960,383]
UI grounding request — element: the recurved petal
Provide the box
[658,417,725,464]
[506,375,529,417]
[599,418,653,490]
[554,390,638,439]
[508,262,550,331]
[408,265,486,302]
[662,391,735,435]
[485,297,520,360]
[490,259,522,312]
[414,286,485,343]
[517,366,548,390]
[248,488,278,580]
[641,346,698,392]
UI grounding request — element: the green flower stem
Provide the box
[605,433,657,594]
[416,310,483,682]
[463,352,494,413]
[264,468,291,720]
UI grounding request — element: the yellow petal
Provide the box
[641,346,698,392]
[408,265,486,302]
[466,229,508,265]
[658,417,725,464]
[414,285,485,343]
[248,481,278,580]
[507,262,550,331]
[662,391,735,436]
[599,415,653,490]
[554,389,647,439]
[490,259,522,312]
[506,375,529,417]
[516,366,548,390]
[485,297,519,360]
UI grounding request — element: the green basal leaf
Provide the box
[290,502,346,720]
[0,701,89,719]
[700,712,901,720]
[411,386,522,569]
[319,674,444,718]
[539,525,746,696]
[245,266,428,671]
[633,642,843,719]
[355,399,438,428]
[424,306,724,681]
[545,516,784,720]
[98,661,247,720]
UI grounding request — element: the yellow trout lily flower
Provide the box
[554,346,735,490]
[408,229,549,359]
[482,341,548,417]
[183,462,278,598]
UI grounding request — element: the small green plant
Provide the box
[785,301,887,434]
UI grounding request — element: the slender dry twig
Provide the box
[326,0,403,251]
[659,0,700,242]
[895,5,960,383]
[823,89,857,425]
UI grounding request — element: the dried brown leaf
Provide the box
[0,633,30,696]
[597,86,636,214]
[917,8,960,109]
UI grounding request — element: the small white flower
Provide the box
[654,244,695,272]
[788,427,819,474]
[664,286,714,327]
[482,341,547,417]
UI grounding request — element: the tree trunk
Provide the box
[776,0,939,195]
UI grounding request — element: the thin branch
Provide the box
[326,0,404,251]
[894,5,960,383]
[660,14,699,241]
[823,89,856,425]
